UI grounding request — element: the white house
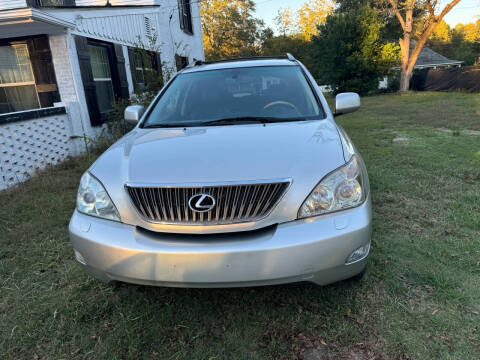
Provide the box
[0,0,204,190]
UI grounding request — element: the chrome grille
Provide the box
[126,180,290,225]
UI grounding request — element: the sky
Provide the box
[254,0,480,32]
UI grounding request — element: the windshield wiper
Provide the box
[200,117,285,126]
[143,116,302,128]
[143,123,191,128]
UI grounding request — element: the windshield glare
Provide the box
[143,66,323,127]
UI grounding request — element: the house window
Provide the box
[134,52,153,87]
[128,48,162,90]
[178,0,193,34]
[0,44,40,114]
[175,54,189,71]
[135,52,145,86]
[88,44,115,115]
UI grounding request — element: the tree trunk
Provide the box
[390,0,463,92]
[399,36,411,92]
[400,67,412,91]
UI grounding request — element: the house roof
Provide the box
[0,8,75,38]
[411,42,463,69]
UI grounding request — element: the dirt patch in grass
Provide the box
[436,127,480,136]
[289,333,386,360]
[392,136,409,143]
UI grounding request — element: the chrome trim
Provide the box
[125,179,292,226]
[125,178,292,188]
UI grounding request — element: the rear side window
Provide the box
[144,66,325,127]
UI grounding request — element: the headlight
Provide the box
[77,172,120,221]
[298,155,366,218]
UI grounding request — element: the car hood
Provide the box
[93,120,343,183]
[90,120,346,231]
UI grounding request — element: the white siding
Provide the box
[0,0,27,10]
[0,0,159,10]
[74,12,156,46]
[45,2,204,73]
[44,7,162,49]
[49,34,95,155]
[157,0,205,73]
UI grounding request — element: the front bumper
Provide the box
[69,196,372,287]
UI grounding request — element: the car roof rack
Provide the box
[286,53,296,61]
[186,53,297,68]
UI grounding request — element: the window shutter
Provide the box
[152,52,162,75]
[178,0,185,30]
[128,47,138,91]
[184,0,193,34]
[175,54,181,71]
[75,35,101,126]
[27,36,60,108]
[151,52,164,87]
[113,44,129,99]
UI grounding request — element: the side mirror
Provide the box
[335,93,360,116]
[124,105,145,125]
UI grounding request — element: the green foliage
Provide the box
[275,1,333,40]
[201,0,265,60]
[311,6,400,95]
[261,34,314,70]
[427,20,480,66]
[385,70,400,93]
[335,0,403,41]
[334,0,371,13]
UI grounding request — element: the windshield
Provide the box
[142,66,324,127]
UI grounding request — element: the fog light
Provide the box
[345,243,370,265]
[74,249,87,265]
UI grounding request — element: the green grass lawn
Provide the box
[1,92,479,359]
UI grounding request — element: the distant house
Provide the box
[410,42,463,69]
[0,0,204,190]
[379,43,464,89]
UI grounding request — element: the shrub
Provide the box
[311,6,399,95]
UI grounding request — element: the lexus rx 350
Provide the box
[69,54,371,287]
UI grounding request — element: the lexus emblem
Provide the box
[188,194,216,213]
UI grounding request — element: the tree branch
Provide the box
[407,0,463,74]
[407,0,416,8]
[425,0,436,16]
[388,0,406,30]
[437,0,462,21]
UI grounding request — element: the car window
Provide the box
[143,66,324,127]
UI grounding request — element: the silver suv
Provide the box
[69,54,371,287]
